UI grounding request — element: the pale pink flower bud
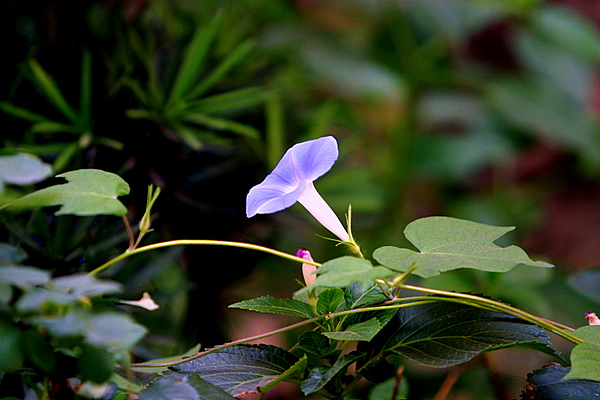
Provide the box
[297,248,317,287]
[586,312,600,325]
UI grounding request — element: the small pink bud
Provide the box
[297,248,317,287]
[586,312,600,325]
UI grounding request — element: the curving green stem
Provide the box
[88,239,321,276]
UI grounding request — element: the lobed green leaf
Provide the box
[374,216,552,278]
[1,169,130,216]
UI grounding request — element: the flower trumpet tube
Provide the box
[246,136,350,243]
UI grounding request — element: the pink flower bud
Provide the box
[297,248,317,287]
[586,312,600,325]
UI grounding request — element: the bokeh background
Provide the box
[3,0,600,399]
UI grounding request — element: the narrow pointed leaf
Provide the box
[171,344,299,396]
[168,11,224,105]
[1,169,130,216]
[0,101,49,123]
[29,59,78,123]
[523,364,600,400]
[359,297,561,368]
[229,296,316,319]
[188,87,266,114]
[187,38,257,100]
[374,216,552,278]
[323,318,382,342]
[182,113,260,139]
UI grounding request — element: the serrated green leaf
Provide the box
[323,318,382,342]
[258,356,307,393]
[171,344,298,396]
[297,257,393,295]
[358,296,561,368]
[140,373,236,400]
[374,216,552,278]
[229,296,316,319]
[525,364,600,399]
[565,326,600,381]
[300,352,365,395]
[297,331,332,357]
[317,288,345,314]
[1,169,130,216]
[344,283,388,310]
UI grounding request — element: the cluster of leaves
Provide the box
[2,169,598,399]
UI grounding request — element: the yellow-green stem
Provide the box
[89,239,321,276]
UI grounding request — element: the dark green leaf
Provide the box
[317,288,345,314]
[359,296,559,368]
[523,364,600,400]
[344,283,388,310]
[140,373,237,400]
[297,257,393,295]
[297,331,333,357]
[229,296,316,319]
[257,356,307,394]
[22,332,56,373]
[78,343,115,383]
[0,322,24,372]
[323,318,382,342]
[373,216,552,278]
[171,344,298,396]
[300,352,365,395]
[1,169,130,216]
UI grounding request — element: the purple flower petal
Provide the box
[246,136,338,217]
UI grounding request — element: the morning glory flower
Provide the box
[246,136,350,243]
